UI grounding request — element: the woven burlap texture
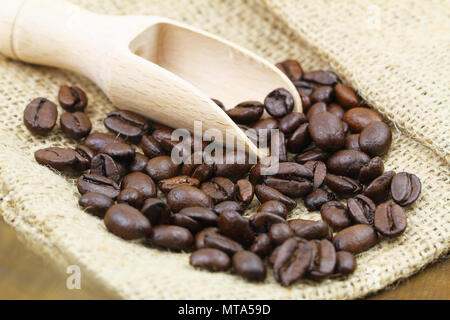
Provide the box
[0,0,449,299]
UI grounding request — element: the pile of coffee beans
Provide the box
[27,59,421,286]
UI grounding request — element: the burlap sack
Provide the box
[0,0,449,299]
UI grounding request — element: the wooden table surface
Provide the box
[0,218,448,300]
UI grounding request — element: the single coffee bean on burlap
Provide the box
[303,160,327,189]
[276,59,303,82]
[390,172,421,206]
[279,112,307,134]
[288,219,331,240]
[145,155,179,181]
[101,141,135,163]
[304,189,334,211]
[250,233,272,258]
[343,107,383,132]
[58,85,88,112]
[141,134,165,159]
[359,156,384,184]
[335,251,357,275]
[167,185,213,213]
[333,224,377,254]
[374,200,407,237]
[90,153,126,183]
[35,147,78,171]
[347,194,376,225]
[309,112,345,152]
[327,150,370,179]
[104,110,149,142]
[218,210,254,246]
[201,177,235,204]
[60,112,91,139]
[104,203,151,240]
[325,174,362,197]
[232,251,266,282]
[158,175,200,194]
[264,88,294,118]
[190,248,231,272]
[214,201,244,215]
[24,98,58,135]
[307,239,336,281]
[122,172,157,200]
[269,223,294,246]
[203,232,243,256]
[78,192,114,218]
[257,200,289,218]
[334,83,360,109]
[234,179,254,206]
[363,171,395,203]
[117,188,143,209]
[359,122,392,156]
[173,207,218,233]
[74,144,95,171]
[311,86,333,103]
[83,132,125,152]
[320,201,351,231]
[226,101,264,124]
[77,173,120,199]
[140,198,171,225]
[254,185,297,211]
[149,225,193,251]
[303,71,339,85]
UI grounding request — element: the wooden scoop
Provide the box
[0,0,301,158]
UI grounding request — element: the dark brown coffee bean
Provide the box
[218,210,254,246]
[190,248,231,271]
[24,98,57,135]
[309,112,345,152]
[264,88,294,118]
[232,251,266,281]
[273,237,313,286]
[117,188,143,209]
[122,172,157,199]
[334,83,360,109]
[288,219,331,240]
[214,201,244,215]
[311,86,333,103]
[303,160,327,190]
[213,151,252,181]
[104,203,151,240]
[269,223,294,246]
[77,173,120,199]
[359,156,384,184]
[304,189,334,211]
[235,179,254,205]
[250,212,287,234]
[391,172,421,206]
[347,194,376,225]
[141,134,164,159]
[306,102,327,120]
[101,141,135,163]
[327,103,345,119]
[303,71,339,85]
[359,122,392,156]
[299,93,312,112]
[320,201,351,230]
[83,132,125,153]
[167,185,213,213]
[327,150,370,179]
[295,147,329,164]
[343,107,383,132]
[90,153,126,183]
[308,239,336,281]
[345,134,360,151]
[374,201,407,237]
[74,144,95,171]
[78,192,114,218]
[145,156,179,181]
[58,85,87,112]
[104,110,149,142]
[271,130,287,162]
[149,225,193,251]
[151,127,176,152]
[325,174,362,197]
[203,232,243,256]
[60,112,91,139]
[287,123,310,153]
[255,185,297,211]
[279,112,307,135]
[173,207,218,233]
[248,157,274,185]
[180,152,215,182]
[35,147,78,171]
[335,251,357,274]
[250,233,272,258]
[201,177,235,204]
[140,198,171,225]
[128,152,149,172]
[226,101,264,124]
[363,171,395,203]
[257,200,289,218]
[158,175,200,194]
[251,118,279,143]
[210,98,225,109]
[294,80,317,96]
[333,224,377,254]
[276,59,303,82]
[195,227,219,249]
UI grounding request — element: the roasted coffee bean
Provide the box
[308,239,336,281]
[190,248,231,271]
[77,173,120,199]
[309,112,345,152]
[276,59,303,82]
[83,132,125,153]
[226,101,264,124]
[122,172,157,199]
[295,147,329,164]
[104,110,149,142]
[359,156,384,184]
[90,153,126,183]
[250,212,287,233]
[104,203,151,240]
[251,118,279,143]
[195,227,219,249]
[391,172,421,206]
[232,251,266,282]
[287,123,310,153]
[78,192,114,218]
[269,223,294,246]
[320,201,351,230]
[128,152,149,172]
[248,156,275,185]
[218,210,254,246]
[299,93,312,112]
[141,198,171,225]
[345,134,361,151]
[158,175,200,194]
[327,103,345,119]
[201,177,235,204]
[149,225,193,251]
[151,127,176,152]
[279,112,307,135]
[271,130,287,162]
[325,174,362,197]
[334,83,360,109]
[181,152,215,182]
[255,185,297,211]
[167,185,213,213]
[294,80,317,96]
[264,88,294,118]
[24,98,58,135]
[347,195,376,225]
[214,151,252,181]
[303,71,339,85]
[303,160,327,189]
[333,224,377,254]
[343,107,383,132]
[374,201,407,237]
[273,237,313,286]
[101,141,135,163]
[212,98,225,110]
[288,219,331,240]
[145,155,179,181]
[214,201,244,215]
[327,150,370,179]
[250,233,272,258]
[359,122,392,156]
[74,144,95,171]
[117,188,143,209]
[257,200,289,218]
[306,102,327,120]
[141,134,164,159]
[311,86,333,103]
[58,85,88,112]
[60,112,92,139]
[203,232,243,256]
[35,147,78,171]
[304,189,334,211]
[173,207,218,233]
[363,171,395,203]
[335,251,357,275]
[235,179,254,205]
